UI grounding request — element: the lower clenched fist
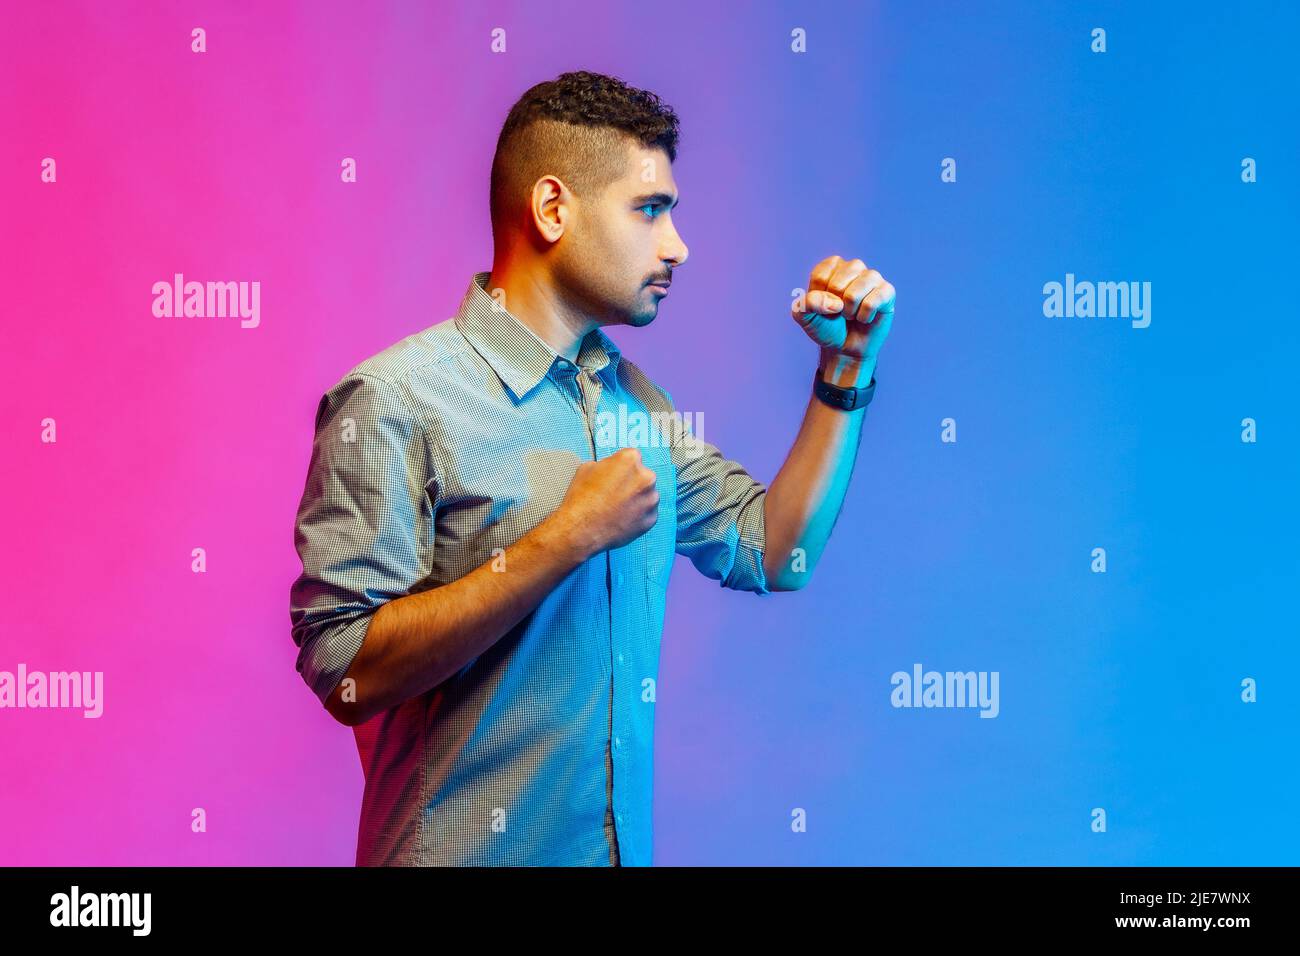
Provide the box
[557,447,660,556]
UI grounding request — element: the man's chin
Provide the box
[625,308,658,329]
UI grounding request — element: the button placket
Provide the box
[582,367,627,847]
[552,360,583,415]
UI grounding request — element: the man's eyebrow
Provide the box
[631,192,679,210]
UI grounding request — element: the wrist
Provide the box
[534,509,596,566]
[818,349,876,389]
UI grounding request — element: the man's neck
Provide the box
[486,263,596,364]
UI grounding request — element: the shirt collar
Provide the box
[454,271,622,402]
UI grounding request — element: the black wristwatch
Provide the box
[813,367,877,411]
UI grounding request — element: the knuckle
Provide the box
[811,257,840,283]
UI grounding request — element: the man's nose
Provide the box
[661,223,688,268]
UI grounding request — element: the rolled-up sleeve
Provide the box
[289,372,437,705]
[653,385,770,596]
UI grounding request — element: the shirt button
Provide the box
[617,653,624,665]
[614,737,622,749]
[616,813,623,824]
[616,572,625,586]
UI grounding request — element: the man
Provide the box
[289,70,895,866]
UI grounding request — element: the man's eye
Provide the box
[638,204,659,219]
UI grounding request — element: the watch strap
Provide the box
[813,368,876,411]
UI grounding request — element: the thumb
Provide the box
[799,289,844,316]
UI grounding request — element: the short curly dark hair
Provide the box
[489,71,680,242]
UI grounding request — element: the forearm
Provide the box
[761,350,874,590]
[325,512,593,725]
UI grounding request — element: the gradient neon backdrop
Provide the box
[2,0,1296,865]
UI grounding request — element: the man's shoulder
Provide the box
[337,317,470,391]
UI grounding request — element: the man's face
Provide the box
[556,143,688,329]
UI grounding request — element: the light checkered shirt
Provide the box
[290,271,771,865]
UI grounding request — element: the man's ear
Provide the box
[530,175,569,244]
